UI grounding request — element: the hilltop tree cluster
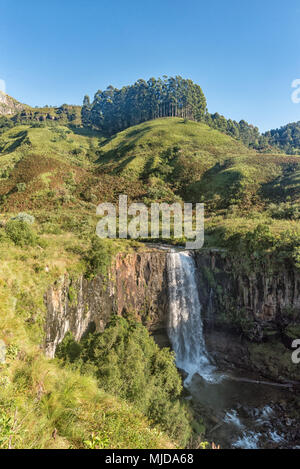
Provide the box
[82,75,272,150]
[264,122,300,154]
[204,112,270,150]
[82,76,207,135]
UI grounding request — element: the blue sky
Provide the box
[1,0,300,132]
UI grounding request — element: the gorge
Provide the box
[44,245,300,449]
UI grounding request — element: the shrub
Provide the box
[85,236,116,278]
[56,317,192,446]
[16,183,26,193]
[11,212,35,224]
[56,332,81,363]
[72,148,83,155]
[0,409,17,449]
[268,202,300,220]
[5,220,38,247]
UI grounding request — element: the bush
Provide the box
[4,220,38,247]
[0,116,14,134]
[85,236,116,278]
[56,332,81,363]
[268,202,300,220]
[16,183,26,193]
[56,317,192,446]
[11,212,35,224]
[72,148,83,155]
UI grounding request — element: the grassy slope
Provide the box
[0,117,299,448]
[0,231,174,449]
[1,118,299,211]
[97,117,254,181]
[0,124,176,449]
[0,118,299,244]
[97,117,300,207]
[0,123,148,212]
[96,119,300,256]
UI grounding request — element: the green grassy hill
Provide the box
[0,116,300,449]
[96,117,300,208]
[97,117,253,178]
[0,117,299,215]
[0,123,101,211]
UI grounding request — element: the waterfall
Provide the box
[167,250,217,382]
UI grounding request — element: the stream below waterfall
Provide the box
[166,249,300,449]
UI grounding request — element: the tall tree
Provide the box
[84,76,207,135]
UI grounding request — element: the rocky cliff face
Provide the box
[194,250,300,381]
[44,247,300,380]
[44,250,169,357]
[194,250,300,335]
[0,91,27,115]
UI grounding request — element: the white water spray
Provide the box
[167,250,217,382]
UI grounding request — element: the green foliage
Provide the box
[293,246,300,269]
[0,212,176,449]
[16,182,26,192]
[83,431,110,449]
[244,224,276,253]
[0,90,299,450]
[11,212,35,224]
[4,219,38,247]
[56,332,81,363]
[0,116,14,134]
[57,317,192,446]
[264,121,300,154]
[85,236,117,278]
[208,221,300,271]
[85,76,207,135]
[96,117,253,202]
[13,104,82,126]
[204,113,270,150]
[0,355,173,449]
[268,202,300,220]
[0,409,16,449]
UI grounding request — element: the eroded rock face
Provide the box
[194,251,300,335]
[44,251,168,357]
[194,250,300,381]
[0,91,27,115]
[44,247,300,379]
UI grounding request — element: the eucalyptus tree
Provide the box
[84,76,207,135]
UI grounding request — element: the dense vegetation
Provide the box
[93,118,299,211]
[0,83,299,449]
[264,121,300,154]
[13,104,82,126]
[82,76,300,153]
[0,92,28,116]
[82,76,207,135]
[204,112,270,150]
[3,76,300,152]
[56,317,192,446]
[0,214,179,449]
[0,116,14,134]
